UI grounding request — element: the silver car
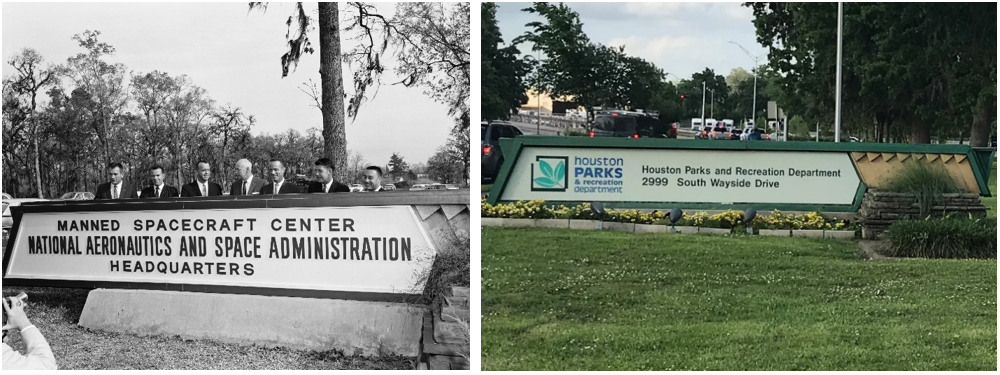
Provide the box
[3,193,50,229]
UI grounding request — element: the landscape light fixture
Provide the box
[591,201,606,230]
[669,208,684,233]
[743,208,757,235]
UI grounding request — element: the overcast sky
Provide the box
[2,2,458,167]
[496,2,769,83]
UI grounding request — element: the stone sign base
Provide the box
[78,289,425,356]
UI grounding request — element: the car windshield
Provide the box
[60,193,77,199]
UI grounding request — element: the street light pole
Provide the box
[729,41,763,129]
[834,2,844,142]
[700,81,706,128]
[536,49,541,134]
[707,88,715,118]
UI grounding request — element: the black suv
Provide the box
[588,112,638,138]
[481,121,523,184]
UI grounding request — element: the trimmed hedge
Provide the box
[883,217,997,259]
[481,199,854,231]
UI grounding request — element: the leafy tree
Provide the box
[747,2,996,144]
[482,2,531,121]
[393,2,470,131]
[6,48,57,198]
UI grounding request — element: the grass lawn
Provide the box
[481,227,996,371]
[0,286,414,370]
[984,162,997,217]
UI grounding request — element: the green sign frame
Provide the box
[486,137,995,212]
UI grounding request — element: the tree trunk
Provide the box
[318,2,349,184]
[33,125,43,198]
[968,96,996,147]
[908,112,931,144]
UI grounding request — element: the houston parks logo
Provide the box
[530,156,568,192]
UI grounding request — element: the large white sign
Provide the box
[5,206,435,295]
[500,147,861,205]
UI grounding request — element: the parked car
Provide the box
[482,121,524,184]
[56,192,95,201]
[382,184,396,191]
[3,193,49,229]
[427,184,447,190]
[444,184,459,190]
[410,184,428,191]
[293,174,311,189]
[349,184,364,192]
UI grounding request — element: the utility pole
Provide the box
[834,2,844,142]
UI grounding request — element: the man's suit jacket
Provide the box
[180,181,223,197]
[140,185,179,199]
[260,180,302,195]
[95,182,139,200]
[306,180,351,194]
[230,176,266,196]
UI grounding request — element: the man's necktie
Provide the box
[155,186,160,198]
[201,183,207,196]
[242,181,248,195]
[112,185,119,199]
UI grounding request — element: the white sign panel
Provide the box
[500,147,861,205]
[5,206,435,294]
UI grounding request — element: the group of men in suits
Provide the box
[94,157,383,200]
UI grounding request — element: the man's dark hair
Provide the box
[196,160,211,169]
[269,159,286,167]
[365,166,383,176]
[107,162,124,171]
[149,165,164,173]
[314,158,335,172]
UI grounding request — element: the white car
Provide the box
[410,184,427,191]
[349,184,364,193]
[3,193,49,229]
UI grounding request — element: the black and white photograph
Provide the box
[2,2,470,370]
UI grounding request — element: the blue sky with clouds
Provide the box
[496,2,770,82]
[2,2,457,167]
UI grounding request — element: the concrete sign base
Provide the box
[78,289,425,356]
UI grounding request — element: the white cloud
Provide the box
[622,2,710,18]
[607,35,701,62]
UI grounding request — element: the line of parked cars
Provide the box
[2,192,96,229]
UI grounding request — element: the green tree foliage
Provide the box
[517,2,664,111]
[747,2,996,144]
[481,2,532,121]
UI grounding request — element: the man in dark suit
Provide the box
[260,159,301,194]
[307,157,351,194]
[180,160,223,197]
[140,165,179,199]
[230,158,265,196]
[95,162,139,200]
[360,166,385,192]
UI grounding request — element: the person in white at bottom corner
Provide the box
[2,296,57,370]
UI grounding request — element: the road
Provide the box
[509,120,698,139]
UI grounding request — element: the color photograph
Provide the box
[480,2,996,370]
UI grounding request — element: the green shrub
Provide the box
[883,217,996,259]
[416,236,470,305]
[882,162,960,217]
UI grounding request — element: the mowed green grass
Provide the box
[984,162,997,217]
[481,227,996,370]
[0,287,413,370]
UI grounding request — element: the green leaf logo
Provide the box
[533,160,565,189]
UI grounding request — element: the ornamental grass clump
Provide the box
[883,216,996,259]
[882,161,960,217]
